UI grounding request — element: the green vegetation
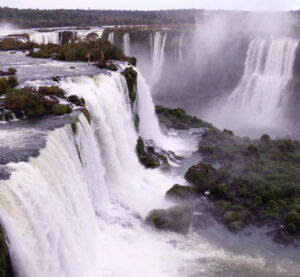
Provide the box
[5,89,45,117]
[38,86,64,97]
[182,127,300,243]
[67,95,85,107]
[122,67,137,105]
[105,63,118,71]
[155,105,214,130]
[0,38,35,51]
[0,8,200,28]
[52,104,72,115]
[7,68,16,75]
[55,38,125,62]
[79,108,92,125]
[29,44,60,59]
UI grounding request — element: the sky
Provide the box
[0,0,299,11]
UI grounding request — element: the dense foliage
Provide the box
[192,128,300,244]
[0,38,35,51]
[0,8,199,28]
[155,105,213,130]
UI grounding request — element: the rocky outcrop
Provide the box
[0,225,14,277]
[146,205,194,234]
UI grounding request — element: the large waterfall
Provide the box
[213,37,299,133]
[123,33,130,56]
[150,32,167,86]
[0,71,194,277]
[29,32,60,45]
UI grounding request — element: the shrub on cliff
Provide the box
[155,105,213,130]
[122,67,137,105]
[0,38,35,51]
[56,38,125,62]
[5,89,45,118]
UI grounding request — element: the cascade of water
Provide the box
[214,37,299,131]
[29,32,60,45]
[123,33,130,56]
[149,32,167,86]
[0,71,191,277]
[0,68,298,277]
[76,30,104,40]
[108,32,114,44]
[177,33,184,62]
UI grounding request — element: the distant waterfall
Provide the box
[29,32,60,45]
[150,32,167,86]
[177,33,184,62]
[123,33,130,56]
[216,38,299,131]
[108,32,114,44]
[76,30,103,40]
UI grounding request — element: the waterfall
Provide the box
[149,32,167,86]
[29,32,60,45]
[123,33,130,56]
[76,30,104,40]
[177,33,184,62]
[108,32,114,44]
[214,37,299,132]
[0,71,192,277]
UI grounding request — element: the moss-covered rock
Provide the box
[122,67,137,105]
[166,184,200,201]
[146,205,194,234]
[67,95,85,107]
[126,56,137,66]
[51,103,72,115]
[80,108,92,124]
[105,63,118,71]
[185,163,220,192]
[136,137,170,169]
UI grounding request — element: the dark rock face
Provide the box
[0,225,14,277]
[146,205,194,234]
[136,137,170,170]
[122,67,137,105]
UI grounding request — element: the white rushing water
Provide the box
[150,32,167,86]
[211,37,299,134]
[29,32,60,45]
[108,32,114,44]
[177,33,184,63]
[0,68,299,277]
[0,71,194,277]
[123,33,131,56]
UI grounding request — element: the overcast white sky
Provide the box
[0,0,299,11]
